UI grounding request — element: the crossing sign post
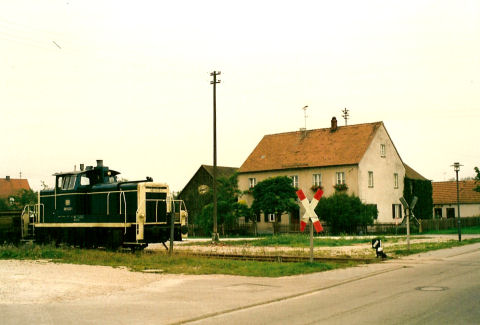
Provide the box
[400,196,418,251]
[296,189,324,262]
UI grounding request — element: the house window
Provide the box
[380,144,386,157]
[268,213,275,222]
[290,175,299,188]
[446,208,455,218]
[368,171,374,188]
[312,174,322,187]
[434,208,443,218]
[248,178,256,189]
[394,173,399,189]
[336,172,345,185]
[392,204,402,219]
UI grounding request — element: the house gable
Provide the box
[357,123,406,222]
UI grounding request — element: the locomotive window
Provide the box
[80,176,90,186]
[59,176,76,190]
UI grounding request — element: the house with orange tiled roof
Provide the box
[432,180,480,218]
[238,118,426,233]
[0,176,31,206]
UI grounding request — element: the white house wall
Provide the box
[358,124,405,223]
[434,203,480,218]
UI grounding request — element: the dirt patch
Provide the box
[0,260,185,304]
[148,234,480,258]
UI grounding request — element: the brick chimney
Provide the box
[330,117,338,132]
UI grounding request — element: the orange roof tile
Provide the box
[239,122,383,173]
[432,180,480,204]
[0,178,31,198]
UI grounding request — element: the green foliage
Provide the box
[0,198,10,211]
[474,167,480,192]
[250,176,298,234]
[315,193,376,235]
[196,173,251,235]
[12,189,37,208]
[403,178,433,219]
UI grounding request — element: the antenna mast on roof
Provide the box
[300,105,308,137]
[342,108,350,126]
[302,105,308,132]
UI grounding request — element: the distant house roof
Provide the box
[0,177,31,198]
[404,163,428,181]
[201,165,238,179]
[432,180,480,204]
[239,122,386,173]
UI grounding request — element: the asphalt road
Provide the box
[1,243,479,325]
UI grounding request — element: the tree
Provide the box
[12,189,37,208]
[474,167,480,192]
[250,176,298,234]
[315,193,376,235]
[196,173,250,235]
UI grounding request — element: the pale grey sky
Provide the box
[1,0,479,191]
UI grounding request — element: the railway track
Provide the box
[174,251,378,264]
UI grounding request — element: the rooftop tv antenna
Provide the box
[342,107,350,126]
[300,105,309,138]
[302,105,308,128]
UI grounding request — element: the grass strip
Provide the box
[389,238,480,256]
[421,225,480,235]
[0,244,349,277]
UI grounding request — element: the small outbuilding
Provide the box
[178,165,238,226]
[432,180,480,218]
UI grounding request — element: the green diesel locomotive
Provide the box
[22,160,187,249]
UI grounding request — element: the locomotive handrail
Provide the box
[145,198,167,222]
[120,191,127,234]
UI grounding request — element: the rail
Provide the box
[173,251,376,264]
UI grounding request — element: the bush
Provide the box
[315,193,376,235]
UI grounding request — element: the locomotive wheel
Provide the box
[106,229,123,250]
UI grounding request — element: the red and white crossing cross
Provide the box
[296,189,324,233]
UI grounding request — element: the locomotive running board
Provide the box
[33,223,133,228]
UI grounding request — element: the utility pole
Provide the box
[210,71,221,242]
[452,162,462,242]
[341,108,349,126]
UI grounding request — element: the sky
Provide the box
[1,0,479,192]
